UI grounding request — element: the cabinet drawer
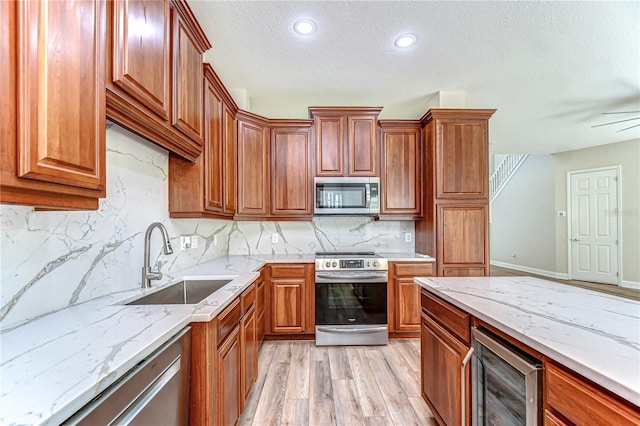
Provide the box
[270,264,307,278]
[546,362,640,426]
[217,298,240,345]
[240,283,256,314]
[421,289,470,344]
[256,279,265,316]
[394,262,434,277]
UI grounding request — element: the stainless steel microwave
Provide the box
[314,177,380,215]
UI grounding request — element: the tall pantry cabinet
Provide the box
[416,109,495,277]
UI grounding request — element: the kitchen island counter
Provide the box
[415,275,640,407]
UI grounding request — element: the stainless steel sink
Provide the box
[127,278,232,305]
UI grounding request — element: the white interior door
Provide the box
[570,168,619,284]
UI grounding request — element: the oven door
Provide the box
[315,270,388,345]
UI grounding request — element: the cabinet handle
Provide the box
[460,347,474,426]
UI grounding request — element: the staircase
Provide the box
[490,154,528,202]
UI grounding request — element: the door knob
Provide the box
[571,238,581,242]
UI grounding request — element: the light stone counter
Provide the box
[379,252,435,262]
[0,254,314,426]
[1,251,428,424]
[415,275,640,406]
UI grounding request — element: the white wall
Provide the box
[490,155,557,274]
[0,125,414,326]
[554,138,640,284]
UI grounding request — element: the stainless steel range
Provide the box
[314,252,389,346]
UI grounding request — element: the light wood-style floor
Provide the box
[240,340,437,426]
[490,265,640,300]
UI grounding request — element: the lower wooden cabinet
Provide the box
[545,362,640,426]
[267,264,314,335]
[240,284,257,409]
[389,262,434,335]
[421,289,472,426]
[256,274,266,345]
[217,325,240,426]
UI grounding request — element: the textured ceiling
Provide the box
[188,1,640,154]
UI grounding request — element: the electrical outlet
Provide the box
[272,233,279,244]
[404,232,412,243]
[180,236,191,251]
[213,235,218,246]
[512,253,517,259]
[191,235,198,249]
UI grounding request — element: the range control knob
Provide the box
[372,260,379,268]
[325,261,332,268]
[332,261,338,268]
[365,261,371,267]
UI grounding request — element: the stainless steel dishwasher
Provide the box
[63,327,191,425]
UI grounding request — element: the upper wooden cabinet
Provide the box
[0,0,106,210]
[236,111,270,218]
[236,114,314,220]
[309,107,382,177]
[106,0,210,161]
[379,120,422,219]
[168,64,237,219]
[428,110,492,200]
[416,109,495,276]
[270,122,313,217]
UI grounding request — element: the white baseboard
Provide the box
[490,260,570,280]
[622,280,640,289]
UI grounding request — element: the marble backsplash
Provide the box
[0,125,414,327]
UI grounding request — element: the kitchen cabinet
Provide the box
[270,123,314,217]
[416,109,495,276]
[388,262,433,335]
[256,270,266,346]
[236,111,270,218]
[267,264,314,335]
[236,114,314,220]
[545,362,640,426]
[106,0,210,161]
[240,284,257,409]
[216,298,241,426]
[379,121,422,219]
[0,0,106,210]
[309,107,382,177]
[420,289,472,426]
[169,64,237,219]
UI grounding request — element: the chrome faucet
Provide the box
[141,222,174,289]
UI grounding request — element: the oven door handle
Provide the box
[316,273,387,281]
[316,326,388,334]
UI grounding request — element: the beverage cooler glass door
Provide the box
[472,328,542,426]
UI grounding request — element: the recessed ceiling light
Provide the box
[394,34,416,48]
[293,19,316,35]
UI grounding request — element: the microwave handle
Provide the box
[365,184,371,208]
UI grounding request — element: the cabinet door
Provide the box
[204,73,224,213]
[237,119,269,217]
[270,128,313,216]
[223,104,237,215]
[439,204,488,272]
[396,278,421,332]
[381,127,421,216]
[270,279,305,333]
[112,0,170,119]
[171,5,203,145]
[348,115,377,176]
[217,327,241,426]
[16,0,106,191]
[441,267,486,277]
[315,116,345,176]
[436,119,488,199]
[421,313,470,426]
[240,306,257,408]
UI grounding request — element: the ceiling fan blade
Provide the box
[591,117,640,128]
[616,123,640,132]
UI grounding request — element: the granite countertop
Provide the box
[415,276,640,406]
[0,251,418,425]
